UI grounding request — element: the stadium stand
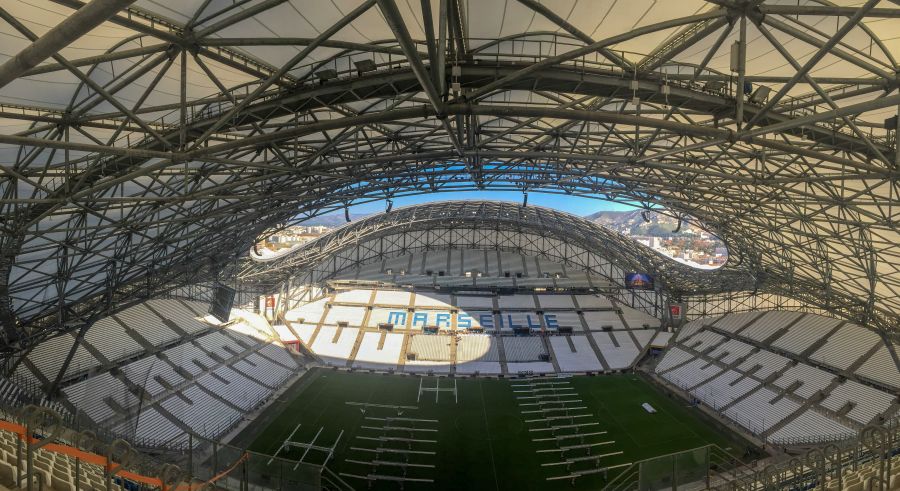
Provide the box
[353,332,404,369]
[503,337,546,362]
[456,335,502,375]
[582,311,626,330]
[549,336,603,372]
[311,326,358,365]
[654,310,900,444]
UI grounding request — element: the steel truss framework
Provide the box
[244,200,850,323]
[0,0,898,354]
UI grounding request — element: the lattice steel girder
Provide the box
[0,0,137,89]
[2,1,899,354]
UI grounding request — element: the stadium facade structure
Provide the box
[242,200,830,321]
[0,1,898,359]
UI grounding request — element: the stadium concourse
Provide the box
[0,0,899,490]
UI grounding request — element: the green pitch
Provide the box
[237,368,756,490]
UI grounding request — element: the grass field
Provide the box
[240,368,757,490]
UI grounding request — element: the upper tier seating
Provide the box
[856,346,900,389]
[120,355,184,397]
[84,317,144,363]
[333,289,372,304]
[711,312,760,333]
[810,323,881,370]
[620,304,661,329]
[582,311,625,330]
[284,298,328,324]
[739,310,804,343]
[413,293,452,309]
[323,306,367,326]
[497,294,535,309]
[535,294,575,309]
[373,290,412,306]
[114,304,179,345]
[770,314,842,355]
[456,295,494,309]
[574,294,613,309]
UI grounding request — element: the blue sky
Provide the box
[342,191,640,217]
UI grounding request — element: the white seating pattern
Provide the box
[63,372,137,424]
[114,407,185,445]
[84,317,144,362]
[708,339,755,364]
[740,310,803,343]
[663,359,723,389]
[768,409,855,443]
[771,314,842,355]
[373,290,412,306]
[409,335,451,361]
[693,370,760,409]
[197,367,268,411]
[683,330,725,353]
[656,347,694,372]
[712,312,759,333]
[232,352,294,387]
[773,363,836,399]
[323,306,367,326]
[821,380,895,424]
[725,387,800,433]
[503,337,546,361]
[498,294,535,309]
[855,346,900,389]
[333,289,372,304]
[537,295,575,309]
[310,326,358,365]
[593,331,639,369]
[160,385,241,439]
[353,332,403,369]
[574,294,613,309]
[115,304,178,345]
[457,335,500,362]
[120,355,184,397]
[582,311,625,330]
[620,304,661,329]
[456,295,494,308]
[810,323,881,370]
[150,299,210,334]
[549,336,603,372]
[736,349,791,379]
[413,293,452,308]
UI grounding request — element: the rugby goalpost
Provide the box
[416,377,458,404]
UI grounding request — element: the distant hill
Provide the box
[585,210,684,237]
[296,212,372,227]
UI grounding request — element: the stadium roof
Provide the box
[0,0,898,351]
